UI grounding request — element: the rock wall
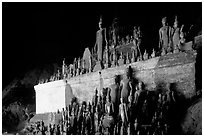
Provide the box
[181,98,202,135]
[67,51,196,103]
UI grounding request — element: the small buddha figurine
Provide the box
[118,52,124,66]
[143,50,148,60]
[81,59,85,74]
[131,49,135,63]
[105,95,114,116]
[179,25,186,51]
[76,58,81,76]
[122,38,126,46]
[57,69,61,80]
[112,49,116,67]
[73,58,77,76]
[161,47,166,56]
[151,48,156,58]
[134,118,138,134]
[126,35,130,45]
[120,52,123,60]
[126,52,130,64]
[173,43,180,53]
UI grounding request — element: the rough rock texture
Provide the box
[2,63,59,133]
[181,98,202,135]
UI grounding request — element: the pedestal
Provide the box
[118,59,124,66]
[93,61,103,72]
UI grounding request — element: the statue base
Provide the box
[126,59,130,64]
[104,63,110,69]
[131,58,135,63]
[111,61,116,67]
[118,59,124,66]
[93,61,103,72]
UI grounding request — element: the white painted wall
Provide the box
[34,80,66,114]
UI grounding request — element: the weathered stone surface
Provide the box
[34,52,197,113]
[181,98,202,135]
[66,52,196,102]
[93,61,103,72]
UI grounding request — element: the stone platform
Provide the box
[35,51,197,114]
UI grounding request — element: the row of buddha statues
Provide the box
[38,15,192,85]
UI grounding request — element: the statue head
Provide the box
[99,16,103,29]
[180,31,185,38]
[120,97,124,103]
[174,15,178,28]
[162,17,167,26]
[63,58,65,65]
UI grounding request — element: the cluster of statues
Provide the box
[38,15,190,85]
[94,16,145,69]
[159,16,186,55]
[32,66,180,135]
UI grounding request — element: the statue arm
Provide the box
[180,25,184,33]
[112,103,114,113]
[169,27,172,38]
[104,28,108,45]
[94,32,98,53]
[129,81,133,95]
[124,104,128,122]
[105,104,107,114]
[169,27,172,44]
[159,29,162,49]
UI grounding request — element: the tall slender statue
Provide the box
[104,45,110,68]
[133,26,142,59]
[110,75,121,119]
[99,72,104,96]
[111,17,119,47]
[179,25,186,50]
[62,58,66,77]
[159,17,171,53]
[120,66,136,104]
[119,97,128,134]
[89,55,92,73]
[94,16,108,63]
[171,16,180,53]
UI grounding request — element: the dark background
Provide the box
[3,2,202,88]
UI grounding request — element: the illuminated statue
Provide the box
[94,16,108,62]
[159,17,171,53]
